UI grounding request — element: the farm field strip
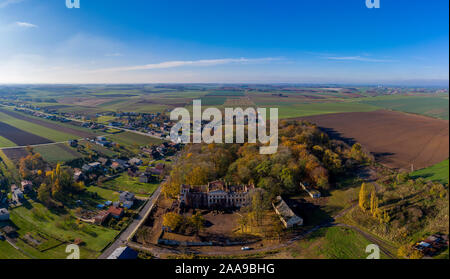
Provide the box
[0,121,52,146]
[0,111,76,143]
[0,108,95,138]
[412,159,449,184]
[33,143,83,163]
[358,95,449,120]
[0,135,16,148]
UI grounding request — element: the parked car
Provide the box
[241,247,252,251]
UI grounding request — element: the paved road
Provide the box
[98,186,162,259]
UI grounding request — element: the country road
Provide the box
[98,186,161,259]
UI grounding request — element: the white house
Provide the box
[0,208,10,221]
[272,196,303,229]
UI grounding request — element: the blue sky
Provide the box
[0,0,448,84]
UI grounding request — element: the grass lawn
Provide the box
[287,226,390,259]
[269,102,379,119]
[102,172,159,195]
[10,202,119,257]
[106,131,163,147]
[0,111,77,142]
[360,95,449,120]
[0,150,21,183]
[33,144,83,163]
[411,159,449,184]
[0,136,16,148]
[87,185,120,202]
[323,186,360,216]
[97,115,117,123]
[0,240,29,259]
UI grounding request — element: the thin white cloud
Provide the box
[0,0,23,8]
[325,56,394,62]
[15,21,38,28]
[105,53,123,57]
[91,57,280,73]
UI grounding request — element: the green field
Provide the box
[206,91,245,96]
[411,159,449,184]
[0,150,20,183]
[272,102,379,119]
[360,95,449,120]
[0,136,16,148]
[200,96,227,106]
[33,144,83,163]
[97,115,117,123]
[0,111,77,142]
[287,226,389,259]
[87,185,120,202]
[102,172,159,195]
[10,202,119,258]
[0,240,29,259]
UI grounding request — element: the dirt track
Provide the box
[300,110,449,170]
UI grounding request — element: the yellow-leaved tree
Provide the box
[359,183,369,211]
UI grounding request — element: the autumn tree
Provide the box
[37,183,52,206]
[359,183,369,211]
[370,188,379,215]
[190,212,205,235]
[162,212,184,232]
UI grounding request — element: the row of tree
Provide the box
[359,183,390,224]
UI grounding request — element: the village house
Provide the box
[128,158,143,166]
[82,162,101,173]
[149,167,163,176]
[0,208,9,221]
[108,206,124,219]
[94,210,110,225]
[272,196,303,229]
[119,191,135,207]
[98,157,110,166]
[180,181,254,209]
[69,140,78,147]
[73,170,85,182]
[2,226,17,238]
[111,159,129,171]
[300,183,321,198]
[139,173,150,183]
[21,180,33,193]
[11,185,24,203]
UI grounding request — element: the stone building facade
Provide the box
[179,180,254,209]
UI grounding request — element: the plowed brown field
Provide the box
[0,122,52,146]
[300,110,449,170]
